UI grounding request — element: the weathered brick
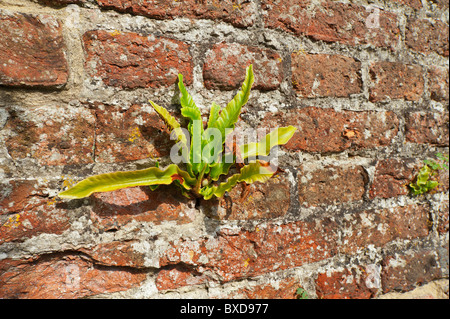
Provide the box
[201,174,290,220]
[0,10,68,88]
[291,53,362,98]
[262,107,399,153]
[341,205,430,254]
[0,180,71,244]
[90,185,197,232]
[156,265,208,291]
[316,266,377,299]
[405,112,449,146]
[83,30,193,89]
[160,219,339,282]
[93,103,172,163]
[79,241,148,268]
[390,0,422,9]
[381,250,442,293]
[228,276,303,299]
[430,0,449,9]
[96,0,256,27]
[298,165,367,207]
[369,158,420,199]
[428,66,449,102]
[0,254,147,298]
[406,18,449,56]
[36,0,85,5]
[4,107,95,165]
[262,1,399,49]
[369,62,424,102]
[203,42,283,91]
[437,198,449,234]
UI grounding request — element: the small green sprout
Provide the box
[409,153,449,196]
[295,287,309,299]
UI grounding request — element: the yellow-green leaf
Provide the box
[240,126,297,160]
[203,160,277,199]
[58,164,195,199]
[210,64,254,143]
[207,102,221,130]
[149,100,187,145]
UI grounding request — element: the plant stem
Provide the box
[194,163,207,196]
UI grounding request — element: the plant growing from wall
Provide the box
[409,153,449,196]
[295,287,309,299]
[59,65,296,200]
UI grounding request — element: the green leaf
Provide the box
[149,100,187,145]
[149,100,180,131]
[178,74,205,174]
[240,126,297,160]
[203,160,277,199]
[209,160,233,181]
[409,165,440,195]
[59,164,196,199]
[178,74,202,133]
[295,288,309,299]
[207,102,221,130]
[436,153,449,163]
[210,65,254,143]
[190,118,203,173]
[423,159,441,170]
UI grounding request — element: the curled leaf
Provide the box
[204,160,278,199]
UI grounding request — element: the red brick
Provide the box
[262,107,399,153]
[93,103,172,163]
[83,30,193,89]
[262,1,399,49]
[0,11,68,88]
[159,204,431,284]
[298,165,367,207]
[79,241,148,268]
[405,112,449,146]
[201,174,290,220]
[90,185,196,232]
[406,18,449,56]
[436,168,449,193]
[0,254,146,299]
[96,0,256,27]
[369,158,420,199]
[229,277,303,299]
[0,180,71,244]
[316,267,377,299]
[428,66,449,102]
[381,250,442,293]
[156,266,208,291]
[341,205,430,254]
[4,107,95,166]
[369,62,424,102]
[203,42,283,91]
[291,53,362,98]
[160,219,339,282]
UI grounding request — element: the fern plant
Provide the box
[59,65,296,200]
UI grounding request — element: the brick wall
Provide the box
[0,0,448,299]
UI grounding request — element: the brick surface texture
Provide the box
[0,0,448,300]
[0,10,68,87]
